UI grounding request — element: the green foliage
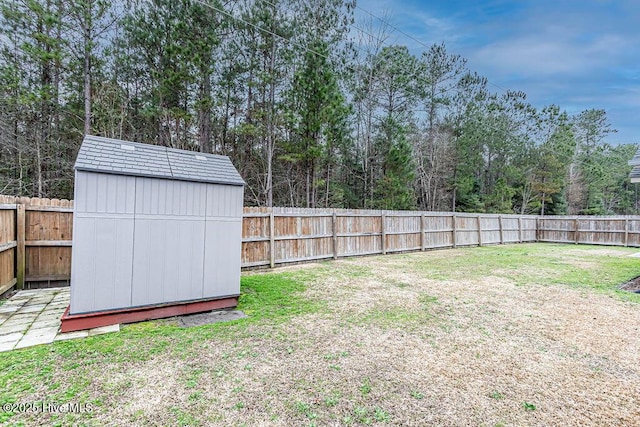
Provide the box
[285,36,352,207]
[360,377,371,396]
[580,143,637,214]
[372,122,416,210]
[0,0,635,214]
[490,391,504,400]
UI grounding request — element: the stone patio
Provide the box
[0,288,119,352]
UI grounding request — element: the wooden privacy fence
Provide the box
[242,207,538,268]
[1,195,640,292]
[536,216,640,246]
[0,196,73,294]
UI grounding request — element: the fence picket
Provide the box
[1,196,640,292]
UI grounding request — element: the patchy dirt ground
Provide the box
[4,244,640,426]
[621,276,640,292]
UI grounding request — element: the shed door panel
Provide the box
[203,219,242,297]
[131,219,205,307]
[70,217,134,314]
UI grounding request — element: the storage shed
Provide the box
[61,135,244,332]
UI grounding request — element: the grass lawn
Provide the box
[2,243,640,426]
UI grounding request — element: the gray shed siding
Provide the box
[130,177,209,307]
[70,146,244,315]
[203,184,244,297]
[71,171,136,313]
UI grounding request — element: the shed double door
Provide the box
[131,179,242,306]
[131,178,207,306]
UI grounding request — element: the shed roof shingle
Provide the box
[75,135,245,186]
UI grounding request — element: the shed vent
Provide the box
[120,144,135,151]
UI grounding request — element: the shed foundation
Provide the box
[60,296,239,332]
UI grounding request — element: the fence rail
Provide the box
[0,196,74,292]
[0,195,640,292]
[240,207,538,268]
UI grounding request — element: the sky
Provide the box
[355,0,640,144]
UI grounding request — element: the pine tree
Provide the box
[372,117,416,210]
[286,40,349,208]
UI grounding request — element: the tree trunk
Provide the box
[452,186,456,212]
[83,2,92,135]
[199,66,212,153]
[325,163,331,207]
[305,165,311,208]
[266,40,277,207]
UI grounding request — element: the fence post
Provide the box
[498,215,504,244]
[625,218,629,247]
[518,217,523,243]
[452,214,457,249]
[332,212,338,260]
[535,217,540,242]
[477,215,483,246]
[420,213,425,251]
[381,213,387,255]
[269,209,275,268]
[574,218,580,244]
[16,203,25,289]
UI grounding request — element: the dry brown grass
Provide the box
[5,244,640,426]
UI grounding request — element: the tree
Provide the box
[415,43,467,210]
[448,72,488,212]
[372,118,416,209]
[67,0,112,135]
[286,40,349,207]
[233,0,293,206]
[0,0,69,197]
[0,2,635,213]
[281,0,354,208]
[580,143,636,214]
[528,106,574,215]
[567,109,617,214]
[188,0,224,154]
[349,14,391,208]
[120,0,197,147]
[365,45,419,208]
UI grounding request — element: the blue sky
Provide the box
[355,0,640,144]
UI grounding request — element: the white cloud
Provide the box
[356,0,640,143]
[470,33,630,78]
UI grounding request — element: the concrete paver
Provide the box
[0,341,19,352]
[25,326,59,337]
[54,330,89,341]
[0,288,120,352]
[3,315,36,325]
[19,304,46,314]
[88,324,120,336]
[15,333,57,349]
[1,323,30,334]
[0,332,23,343]
[31,319,61,329]
[37,310,63,317]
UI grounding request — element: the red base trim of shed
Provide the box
[60,296,239,333]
